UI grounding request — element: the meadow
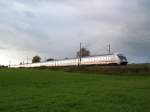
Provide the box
[0,68,150,112]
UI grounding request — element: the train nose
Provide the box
[122,59,127,62]
[120,59,128,65]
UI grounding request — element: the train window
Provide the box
[106,57,108,60]
[109,57,111,60]
[103,57,106,60]
[99,57,102,60]
[118,55,127,60]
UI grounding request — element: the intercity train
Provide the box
[10,53,128,68]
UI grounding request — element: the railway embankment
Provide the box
[4,64,150,75]
[62,64,150,75]
[34,64,150,75]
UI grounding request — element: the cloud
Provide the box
[0,0,150,65]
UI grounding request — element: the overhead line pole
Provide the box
[9,60,11,68]
[78,42,82,66]
[108,44,111,54]
[80,42,82,64]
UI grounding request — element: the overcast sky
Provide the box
[0,0,150,65]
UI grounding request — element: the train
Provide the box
[10,53,128,68]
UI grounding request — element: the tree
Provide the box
[46,58,54,62]
[76,47,90,57]
[32,56,41,63]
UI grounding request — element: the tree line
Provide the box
[26,47,90,64]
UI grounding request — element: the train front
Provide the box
[117,54,128,65]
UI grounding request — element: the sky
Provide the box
[0,0,150,65]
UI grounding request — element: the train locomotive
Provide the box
[10,53,128,68]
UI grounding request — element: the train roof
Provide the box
[44,53,115,61]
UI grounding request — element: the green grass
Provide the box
[0,69,150,112]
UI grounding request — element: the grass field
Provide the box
[0,69,150,112]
